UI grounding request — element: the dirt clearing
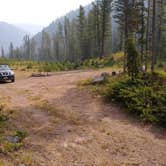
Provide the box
[0,69,166,166]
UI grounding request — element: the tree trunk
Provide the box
[145,0,150,71]
[124,0,129,72]
[141,0,144,64]
[151,0,156,72]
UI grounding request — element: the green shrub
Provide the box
[126,38,141,79]
[15,130,27,141]
[2,142,23,153]
[104,74,166,127]
[158,62,164,68]
[26,63,33,69]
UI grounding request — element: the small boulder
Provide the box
[112,71,116,76]
[92,75,105,84]
[92,72,110,84]
[4,136,21,144]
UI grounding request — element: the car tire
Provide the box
[11,77,15,83]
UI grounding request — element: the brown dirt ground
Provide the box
[0,69,166,166]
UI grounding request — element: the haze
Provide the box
[0,0,93,26]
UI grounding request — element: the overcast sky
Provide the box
[0,0,93,26]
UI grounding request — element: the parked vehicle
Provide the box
[0,65,15,82]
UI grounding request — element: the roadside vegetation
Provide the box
[0,105,26,155]
[81,40,166,128]
[0,53,118,73]
[85,73,166,127]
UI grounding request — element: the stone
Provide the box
[92,75,105,84]
[4,136,21,144]
[92,72,110,84]
[112,71,116,76]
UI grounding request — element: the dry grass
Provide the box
[0,69,165,165]
[35,101,86,126]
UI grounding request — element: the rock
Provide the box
[4,136,21,144]
[31,73,51,77]
[92,75,105,84]
[112,71,116,76]
[92,72,110,84]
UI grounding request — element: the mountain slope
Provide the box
[0,22,28,53]
[15,23,44,36]
[33,3,117,53]
[33,4,92,48]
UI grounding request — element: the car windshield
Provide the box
[0,65,10,70]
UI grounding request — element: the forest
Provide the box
[0,0,166,165]
[1,0,164,72]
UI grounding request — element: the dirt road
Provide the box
[0,70,166,166]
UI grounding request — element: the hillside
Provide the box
[15,23,44,36]
[33,4,92,48]
[0,22,28,54]
[33,4,118,52]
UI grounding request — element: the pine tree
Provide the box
[158,0,166,59]
[23,35,31,60]
[151,0,157,72]
[100,0,112,57]
[64,17,70,60]
[13,47,21,59]
[126,38,141,80]
[78,5,86,61]
[9,42,14,59]
[41,31,51,61]
[91,1,102,57]
[1,47,5,58]
[145,0,151,71]
[30,38,36,61]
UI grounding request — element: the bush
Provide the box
[26,63,33,69]
[158,62,164,68]
[126,38,141,79]
[15,130,27,141]
[2,142,23,153]
[104,74,166,127]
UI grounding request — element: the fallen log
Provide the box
[31,73,51,77]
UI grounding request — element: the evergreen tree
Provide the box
[23,35,31,60]
[13,47,21,59]
[40,31,51,61]
[100,0,112,57]
[1,47,5,58]
[145,0,151,71]
[158,0,166,59]
[126,38,141,80]
[78,5,86,61]
[9,42,14,59]
[151,0,157,72]
[30,38,36,61]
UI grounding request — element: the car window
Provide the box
[0,65,10,70]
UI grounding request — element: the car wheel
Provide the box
[11,77,15,83]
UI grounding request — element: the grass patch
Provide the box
[0,53,117,72]
[0,130,27,154]
[36,101,84,126]
[0,105,10,134]
[0,105,26,154]
[1,142,23,153]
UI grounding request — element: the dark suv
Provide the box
[0,65,15,82]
